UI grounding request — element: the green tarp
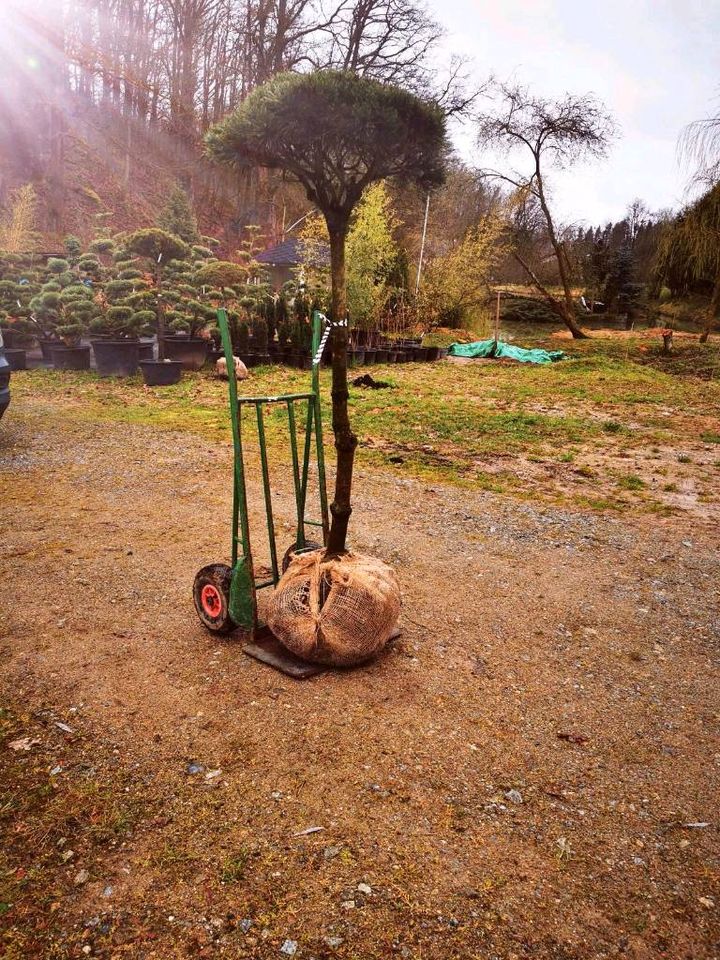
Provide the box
[448,339,566,364]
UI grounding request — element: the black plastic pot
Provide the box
[375,348,389,363]
[4,348,27,371]
[207,348,224,365]
[40,339,58,363]
[348,348,366,367]
[161,336,207,371]
[364,348,378,365]
[438,347,449,360]
[255,353,272,367]
[139,359,183,386]
[243,353,258,368]
[52,344,91,371]
[91,339,140,377]
[138,339,155,361]
[425,346,441,361]
[1,328,21,349]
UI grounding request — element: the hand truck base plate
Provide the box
[242,626,327,679]
[240,626,403,679]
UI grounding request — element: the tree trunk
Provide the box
[699,276,720,343]
[156,265,165,360]
[325,221,357,557]
[535,174,589,339]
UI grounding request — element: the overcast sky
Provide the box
[437,0,720,226]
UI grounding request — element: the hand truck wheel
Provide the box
[193,563,235,633]
[281,540,324,574]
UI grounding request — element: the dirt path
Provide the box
[1,405,719,959]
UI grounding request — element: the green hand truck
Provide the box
[193,308,331,675]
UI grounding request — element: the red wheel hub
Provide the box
[200,584,223,617]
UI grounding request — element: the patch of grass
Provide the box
[701,431,720,443]
[617,474,647,491]
[221,851,250,883]
[602,420,625,434]
[11,332,720,515]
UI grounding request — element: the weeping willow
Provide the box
[655,182,720,341]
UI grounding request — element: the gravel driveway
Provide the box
[1,404,718,959]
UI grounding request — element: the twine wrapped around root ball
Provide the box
[267,550,401,666]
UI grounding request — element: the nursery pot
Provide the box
[206,348,223,365]
[51,344,91,371]
[348,348,366,368]
[1,329,21,349]
[161,336,208,371]
[138,338,155,361]
[364,348,378,365]
[375,348,389,363]
[255,353,272,367]
[4,348,27,371]
[139,359,183,387]
[243,353,258,368]
[91,339,140,377]
[387,350,399,363]
[40,339,57,363]
[425,346,441,361]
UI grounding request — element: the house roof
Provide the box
[256,236,329,268]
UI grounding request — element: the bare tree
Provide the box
[477,83,617,338]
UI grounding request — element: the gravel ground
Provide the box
[1,404,719,959]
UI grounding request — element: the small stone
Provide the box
[82,947,91,956]
[60,850,75,863]
[357,882,372,895]
[325,936,344,948]
[102,885,113,897]
[504,789,523,804]
[187,762,205,775]
[240,918,252,933]
[74,869,90,885]
[699,896,715,908]
[280,940,297,956]
[341,900,356,910]
[323,846,341,860]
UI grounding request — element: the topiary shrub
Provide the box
[47,258,70,275]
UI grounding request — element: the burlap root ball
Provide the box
[267,549,401,667]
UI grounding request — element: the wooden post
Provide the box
[494,289,501,344]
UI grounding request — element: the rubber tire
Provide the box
[281,540,323,574]
[193,563,235,634]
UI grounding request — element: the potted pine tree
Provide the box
[122,228,190,384]
[51,284,96,370]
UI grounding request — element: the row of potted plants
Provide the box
[1,233,448,387]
